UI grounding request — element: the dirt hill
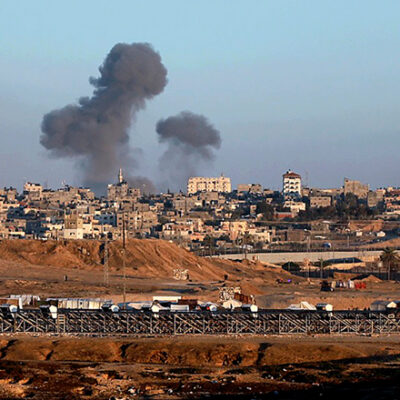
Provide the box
[0,239,231,281]
[348,220,384,233]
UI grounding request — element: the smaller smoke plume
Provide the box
[156,111,221,191]
[126,175,156,195]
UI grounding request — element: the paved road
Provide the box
[216,250,382,264]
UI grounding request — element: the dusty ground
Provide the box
[0,239,400,398]
[0,256,398,310]
[0,335,399,399]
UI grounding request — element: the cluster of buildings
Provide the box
[0,169,399,252]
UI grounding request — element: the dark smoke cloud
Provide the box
[156,111,221,191]
[40,42,167,194]
[126,175,156,195]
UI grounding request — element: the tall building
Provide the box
[187,175,231,195]
[282,170,301,197]
[344,178,369,199]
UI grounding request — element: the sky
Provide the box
[0,1,400,192]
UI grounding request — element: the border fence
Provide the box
[1,310,400,336]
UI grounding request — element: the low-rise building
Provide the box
[310,196,332,208]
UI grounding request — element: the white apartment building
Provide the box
[282,170,302,197]
[187,175,232,195]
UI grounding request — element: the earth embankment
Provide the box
[0,335,399,399]
[0,239,230,281]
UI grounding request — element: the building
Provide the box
[23,182,43,200]
[237,184,251,193]
[237,184,262,194]
[107,169,141,201]
[116,210,158,238]
[282,170,301,197]
[310,196,332,208]
[63,212,84,239]
[283,200,306,215]
[367,190,384,208]
[344,178,369,199]
[187,175,231,195]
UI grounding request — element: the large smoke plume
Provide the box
[40,42,167,193]
[156,111,221,191]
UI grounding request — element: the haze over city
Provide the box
[1,1,400,192]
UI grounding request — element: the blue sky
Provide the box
[1,1,399,191]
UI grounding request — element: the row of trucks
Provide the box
[321,280,367,291]
[121,296,258,313]
[0,295,115,318]
[0,295,258,317]
[287,300,400,314]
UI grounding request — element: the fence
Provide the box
[1,310,400,336]
[290,270,400,281]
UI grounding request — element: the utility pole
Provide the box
[244,233,248,260]
[103,236,109,286]
[122,215,127,305]
[320,258,323,279]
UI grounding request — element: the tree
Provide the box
[282,261,300,273]
[380,248,399,280]
[256,202,275,220]
[203,235,215,257]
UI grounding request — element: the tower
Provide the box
[118,168,124,184]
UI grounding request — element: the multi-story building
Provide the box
[282,170,301,197]
[283,200,306,215]
[63,212,84,239]
[23,182,43,201]
[0,187,17,203]
[344,178,369,199]
[367,190,384,208]
[116,210,158,238]
[107,169,141,201]
[187,175,231,195]
[310,196,332,208]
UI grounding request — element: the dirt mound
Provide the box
[0,239,228,281]
[358,274,382,283]
[0,336,397,367]
[348,220,384,233]
[217,258,303,286]
[0,336,399,399]
[332,272,357,280]
[363,237,400,249]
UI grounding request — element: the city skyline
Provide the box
[1,1,400,192]
[1,169,379,196]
